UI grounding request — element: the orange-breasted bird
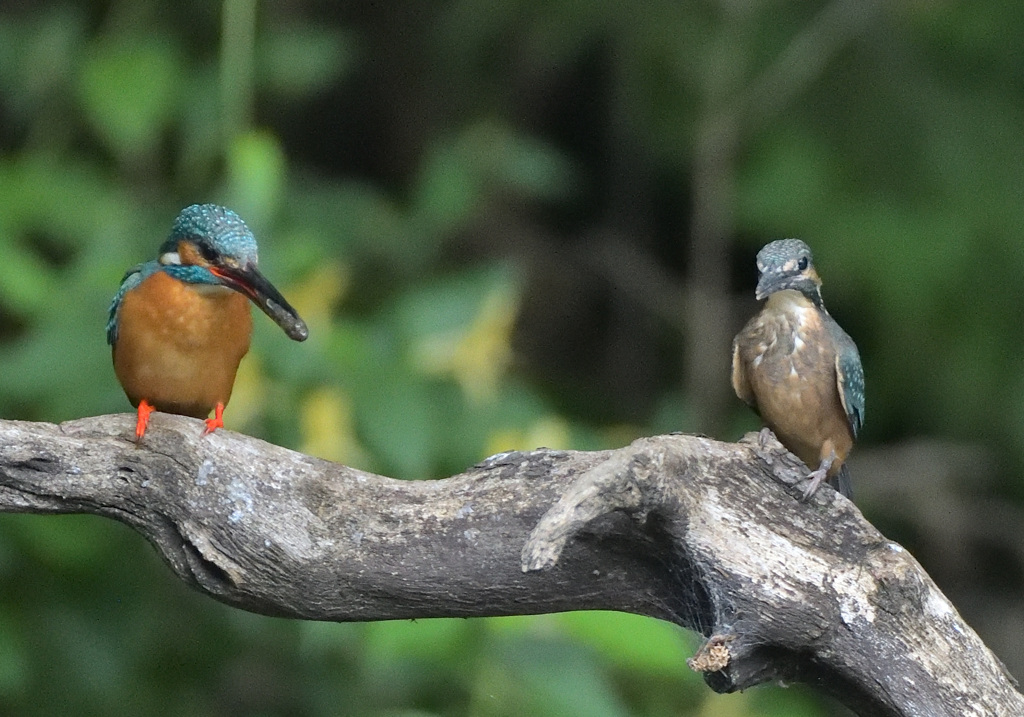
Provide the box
[731,239,864,500]
[107,204,308,441]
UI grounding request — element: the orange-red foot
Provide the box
[203,403,225,435]
[135,399,155,442]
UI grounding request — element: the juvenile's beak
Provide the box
[755,271,791,301]
[211,264,309,341]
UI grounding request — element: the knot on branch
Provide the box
[687,635,735,673]
[521,435,691,572]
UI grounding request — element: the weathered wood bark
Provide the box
[0,414,1019,716]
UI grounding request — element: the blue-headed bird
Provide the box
[107,204,308,440]
[731,239,864,500]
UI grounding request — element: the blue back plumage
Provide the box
[825,315,865,438]
[106,261,159,345]
[107,204,260,346]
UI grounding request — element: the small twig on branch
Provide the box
[0,415,1019,716]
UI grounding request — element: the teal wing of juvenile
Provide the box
[824,314,864,438]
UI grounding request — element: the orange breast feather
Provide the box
[733,292,853,474]
[112,271,252,418]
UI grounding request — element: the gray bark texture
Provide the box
[0,414,1020,716]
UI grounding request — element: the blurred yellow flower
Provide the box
[415,284,518,403]
[223,353,265,430]
[300,385,371,467]
[486,415,570,455]
[285,259,348,330]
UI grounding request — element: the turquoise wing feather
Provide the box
[824,315,864,438]
[106,261,161,346]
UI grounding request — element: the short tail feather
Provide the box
[828,463,853,499]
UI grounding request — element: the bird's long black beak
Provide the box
[212,264,309,341]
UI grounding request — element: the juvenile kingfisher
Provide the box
[107,204,308,441]
[731,239,864,500]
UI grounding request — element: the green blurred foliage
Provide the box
[2,0,1024,715]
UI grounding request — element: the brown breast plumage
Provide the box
[731,290,853,475]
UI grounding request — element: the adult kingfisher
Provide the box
[731,239,864,500]
[107,204,308,441]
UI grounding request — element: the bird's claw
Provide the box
[801,468,827,502]
[752,427,779,466]
[203,403,225,435]
[134,400,155,443]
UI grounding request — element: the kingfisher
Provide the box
[731,239,864,500]
[107,204,308,441]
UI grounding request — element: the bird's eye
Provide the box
[797,256,809,271]
[197,242,218,263]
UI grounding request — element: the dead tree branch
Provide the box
[0,415,1019,716]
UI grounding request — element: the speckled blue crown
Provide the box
[756,238,812,270]
[160,204,258,265]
